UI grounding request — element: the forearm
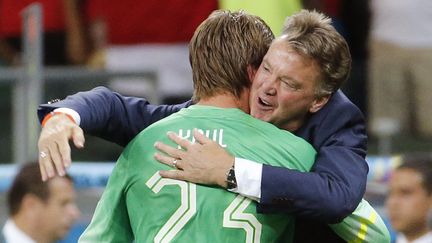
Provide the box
[38,86,192,146]
[258,148,368,223]
[154,130,367,223]
[38,86,140,145]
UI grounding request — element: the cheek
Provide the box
[277,94,302,112]
[252,109,269,120]
[411,199,432,219]
[252,72,267,87]
[393,197,427,218]
[251,79,262,92]
[250,80,261,98]
[250,84,258,98]
[48,204,69,221]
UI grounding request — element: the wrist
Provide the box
[41,111,76,127]
[225,164,237,190]
[217,166,229,188]
[221,156,236,189]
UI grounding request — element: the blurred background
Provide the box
[0,0,431,242]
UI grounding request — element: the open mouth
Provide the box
[258,97,273,108]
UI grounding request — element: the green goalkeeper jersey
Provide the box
[79,105,316,243]
[79,105,390,243]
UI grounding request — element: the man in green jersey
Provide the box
[79,10,316,242]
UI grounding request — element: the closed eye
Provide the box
[281,79,300,90]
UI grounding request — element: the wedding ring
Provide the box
[40,151,48,158]
[172,159,178,169]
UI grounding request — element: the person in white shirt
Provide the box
[369,0,432,137]
[1,162,80,243]
[386,153,432,243]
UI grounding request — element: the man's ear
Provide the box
[247,65,257,83]
[21,194,44,213]
[309,94,330,113]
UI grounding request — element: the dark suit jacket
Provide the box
[38,86,368,242]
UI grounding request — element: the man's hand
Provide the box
[38,113,85,181]
[154,129,234,188]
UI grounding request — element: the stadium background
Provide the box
[0,1,431,242]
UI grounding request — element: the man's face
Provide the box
[39,177,81,242]
[250,38,325,131]
[386,168,432,235]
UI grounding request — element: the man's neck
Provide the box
[13,214,51,243]
[281,112,312,133]
[403,226,431,242]
[197,92,249,113]
[281,120,304,132]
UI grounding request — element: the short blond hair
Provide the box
[189,10,274,101]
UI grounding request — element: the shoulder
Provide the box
[322,90,362,116]
[245,115,316,154]
[296,90,367,148]
[310,90,364,126]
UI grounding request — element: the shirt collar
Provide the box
[396,231,432,243]
[2,219,36,243]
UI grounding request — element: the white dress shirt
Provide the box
[53,108,80,125]
[2,219,36,243]
[396,232,432,243]
[229,158,262,202]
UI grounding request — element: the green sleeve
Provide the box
[79,152,134,242]
[329,199,390,243]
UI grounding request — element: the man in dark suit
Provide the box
[37,10,367,242]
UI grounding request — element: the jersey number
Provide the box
[146,172,262,243]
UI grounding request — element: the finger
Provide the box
[193,128,213,145]
[41,150,56,179]
[154,153,177,168]
[47,143,66,176]
[57,138,72,168]
[154,141,184,158]
[170,159,184,170]
[159,169,184,180]
[72,126,85,149]
[38,158,48,181]
[167,132,192,149]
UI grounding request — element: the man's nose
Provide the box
[69,203,81,221]
[262,77,277,96]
